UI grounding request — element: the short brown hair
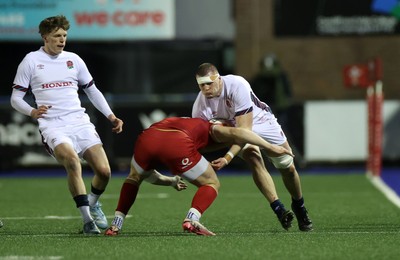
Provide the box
[196,63,219,77]
[38,15,70,36]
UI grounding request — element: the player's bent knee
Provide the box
[269,154,294,169]
[241,145,262,161]
[62,157,81,172]
[95,166,111,180]
[210,178,221,190]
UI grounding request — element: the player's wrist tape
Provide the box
[222,157,229,165]
[223,152,234,165]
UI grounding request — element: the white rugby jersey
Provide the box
[13,47,93,119]
[192,74,276,127]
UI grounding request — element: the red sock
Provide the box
[116,182,139,215]
[191,185,218,214]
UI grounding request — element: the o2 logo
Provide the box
[181,157,193,169]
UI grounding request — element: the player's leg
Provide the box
[84,144,111,191]
[106,128,169,235]
[241,144,294,230]
[105,164,145,236]
[276,141,313,231]
[275,142,302,198]
[182,161,219,236]
[242,144,278,202]
[83,144,111,230]
[54,143,100,234]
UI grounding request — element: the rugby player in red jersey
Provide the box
[105,117,293,236]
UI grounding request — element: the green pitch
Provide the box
[0,172,399,259]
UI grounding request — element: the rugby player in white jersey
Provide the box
[10,15,124,235]
[192,63,313,231]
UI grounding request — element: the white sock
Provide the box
[112,212,126,230]
[79,206,93,224]
[185,208,201,222]
[88,193,100,207]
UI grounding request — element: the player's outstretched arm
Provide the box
[211,125,294,158]
[143,170,188,191]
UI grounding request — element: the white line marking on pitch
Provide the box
[368,175,400,208]
[2,215,132,220]
[0,256,63,260]
[1,231,399,238]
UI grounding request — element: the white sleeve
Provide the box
[10,88,34,116]
[83,84,113,118]
[192,93,210,120]
[233,77,253,113]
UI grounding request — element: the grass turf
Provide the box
[0,172,399,260]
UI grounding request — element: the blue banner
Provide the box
[0,0,175,41]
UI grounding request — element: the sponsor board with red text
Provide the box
[0,0,175,41]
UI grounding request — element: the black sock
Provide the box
[270,199,287,219]
[292,197,305,209]
[91,184,104,195]
[73,194,89,208]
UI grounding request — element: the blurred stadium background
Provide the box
[0,0,399,179]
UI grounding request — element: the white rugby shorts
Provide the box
[252,116,287,145]
[40,121,102,158]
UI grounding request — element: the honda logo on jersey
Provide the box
[41,82,74,89]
